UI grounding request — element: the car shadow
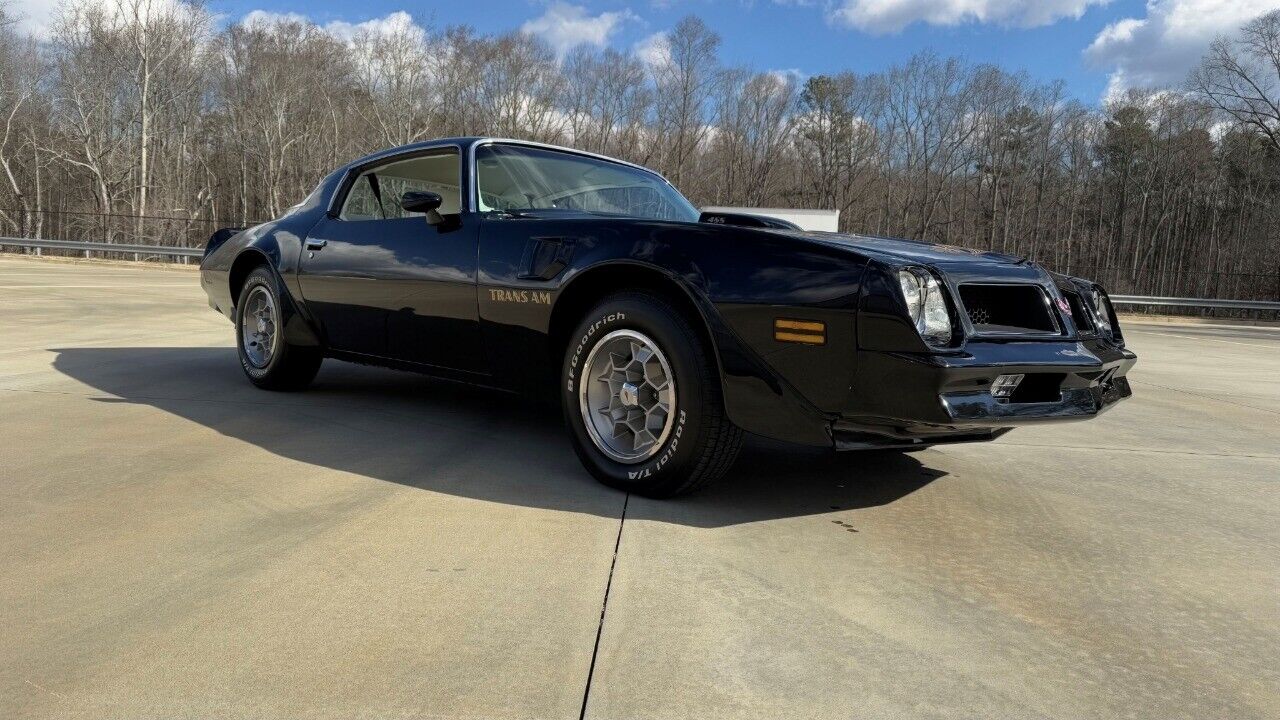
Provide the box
[51,347,946,527]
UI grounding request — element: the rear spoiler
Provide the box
[204,227,245,258]
[698,211,802,231]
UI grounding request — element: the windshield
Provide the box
[475,144,699,222]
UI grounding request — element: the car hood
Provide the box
[783,230,1028,266]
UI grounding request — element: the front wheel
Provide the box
[562,292,743,498]
[235,266,322,391]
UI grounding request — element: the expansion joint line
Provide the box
[579,492,629,720]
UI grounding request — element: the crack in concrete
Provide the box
[579,492,629,720]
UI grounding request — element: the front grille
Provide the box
[959,284,1059,335]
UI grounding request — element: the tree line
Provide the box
[1,1,1278,299]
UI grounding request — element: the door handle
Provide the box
[305,238,327,250]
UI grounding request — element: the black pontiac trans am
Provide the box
[200,138,1136,497]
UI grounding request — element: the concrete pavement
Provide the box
[1,254,1276,719]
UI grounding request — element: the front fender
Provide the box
[200,215,322,347]
[685,228,866,446]
[516,221,866,447]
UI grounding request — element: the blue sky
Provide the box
[230,0,1136,100]
[13,0,1280,103]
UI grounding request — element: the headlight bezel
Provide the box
[1088,286,1112,335]
[896,267,955,349]
[1089,283,1123,345]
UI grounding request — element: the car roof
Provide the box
[342,137,669,183]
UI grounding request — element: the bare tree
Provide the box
[651,16,722,186]
[47,1,138,241]
[0,9,42,235]
[475,32,565,141]
[349,14,437,147]
[1191,10,1280,151]
[710,70,795,206]
[217,16,357,218]
[563,48,650,156]
[117,0,213,234]
[0,4,1275,300]
[793,72,883,228]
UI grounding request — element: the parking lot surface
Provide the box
[2,254,1277,720]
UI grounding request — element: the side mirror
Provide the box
[401,191,445,226]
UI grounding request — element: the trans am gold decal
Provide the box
[489,288,552,305]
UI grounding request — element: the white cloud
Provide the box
[520,2,636,57]
[7,0,60,36]
[767,68,808,84]
[241,9,309,28]
[324,11,425,43]
[11,0,212,39]
[830,0,1109,34]
[633,30,671,70]
[1085,0,1280,99]
[241,9,427,45]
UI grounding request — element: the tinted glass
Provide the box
[475,144,698,222]
[340,150,461,221]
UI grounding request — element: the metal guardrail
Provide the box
[1,238,1278,312]
[0,237,204,258]
[1110,295,1280,312]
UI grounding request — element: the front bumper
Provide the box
[834,338,1136,449]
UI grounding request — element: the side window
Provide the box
[338,150,462,222]
[339,176,383,221]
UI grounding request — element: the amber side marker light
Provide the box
[774,318,826,345]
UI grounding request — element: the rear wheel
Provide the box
[235,266,322,391]
[562,292,742,497]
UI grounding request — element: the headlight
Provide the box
[1089,286,1113,335]
[897,268,952,347]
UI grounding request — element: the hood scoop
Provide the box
[698,211,801,230]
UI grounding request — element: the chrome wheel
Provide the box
[579,329,677,464]
[240,285,278,368]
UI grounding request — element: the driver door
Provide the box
[297,148,485,374]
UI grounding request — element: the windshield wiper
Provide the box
[491,207,591,218]
[489,208,539,219]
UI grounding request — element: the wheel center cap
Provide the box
[619,382,640,408]
[256,318,266,333]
